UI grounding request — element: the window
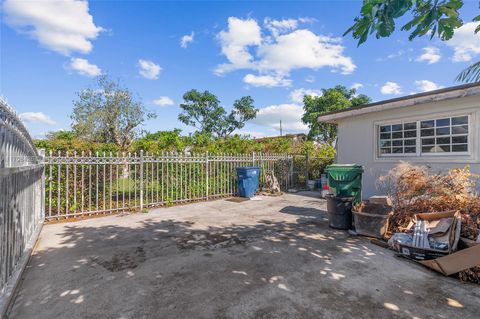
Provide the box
[379,122,417,155]
[378,115,470,157]
[420,116,469,154]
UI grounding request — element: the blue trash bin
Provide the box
[236,167,260,198]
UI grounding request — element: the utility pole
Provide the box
[280,120,283,136]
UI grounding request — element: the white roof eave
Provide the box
[317,85,480,123]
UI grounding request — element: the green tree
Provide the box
[344,0,480,82]
[302,86,370,143]
[34,130,119,153]
[178,89,258,138]
[132,129,186,153]
[71,75,156,152]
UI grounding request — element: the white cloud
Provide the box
[351,82,363,90]
[377,50,404,61]
[289,88,322,103]
[215,17,355,83]
[138,59,161,80]
[414,80,443,92]
[243,74,291,87]
[416,47,441,64]
[264,17,298,37]
[381,81,402,95]
[3,0,103,55]
[153,96,174,106]
[445,22,480,62]
[252,104,308,132]
[305,75,315,83]
[68,58,101,77]
[215,17,262,75]
[257,29,355,75]
[180,32,194,48]
[19,112,56,125]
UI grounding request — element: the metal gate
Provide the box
[0,99,44,316]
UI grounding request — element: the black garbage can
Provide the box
[326,195,354,230]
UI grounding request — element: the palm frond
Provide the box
[456,61,480,82]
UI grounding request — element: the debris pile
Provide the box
[377,162,480,239]
[260,170,282,195]
[377,162,480,283]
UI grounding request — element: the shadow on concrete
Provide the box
[8,195,480,319]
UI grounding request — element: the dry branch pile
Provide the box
[377,162,480,283]
[377,162,480,238]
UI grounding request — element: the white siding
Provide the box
[336,95,480,198]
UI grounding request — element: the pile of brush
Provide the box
[377,162,480,282]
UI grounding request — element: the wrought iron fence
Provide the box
[44,151,292,220]
[290,154,334,188]
[0,99,44,314]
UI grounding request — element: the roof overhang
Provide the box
[317,83,480,123]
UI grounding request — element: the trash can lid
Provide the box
[325,164,363,172]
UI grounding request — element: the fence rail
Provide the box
[0,99,44,315]
[44,151,293,220]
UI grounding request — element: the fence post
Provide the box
[140,150,144,211]
[39,148,46,221]
[290,155,294,189]
[305,152,309,186]
[252,152,256,166]
[205,152,209,200]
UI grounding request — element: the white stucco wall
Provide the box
[336,95,480,199]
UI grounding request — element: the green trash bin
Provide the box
[325,164,363,204]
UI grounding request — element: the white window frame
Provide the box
[377,120,418,157]
[374,111,474,159]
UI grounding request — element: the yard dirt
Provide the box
[8,192,480,319]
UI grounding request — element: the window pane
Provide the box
[437,145,451,152]
[404,139,416,146]
[380,140,391,147]
[422,138,435,145]
[405,147,416,153]
[392,147,403,153]
[452,144,468,152]
[380,133,391,140]
[392,140,403,146]
[380,125,391,133]
[392,132,403,139]
[436,118,450,127]
[452,136,468,144]
[421,120,434,128]
[452,116,468,125]
[404,130,416,138]
[421,129,434,136]
[422,146,434,153]
[380,148,391,154]
[452,125,468,134]
[436,137,450,144]
[436,127,450,135]
[392,124,402,131]
[404,122,416,130]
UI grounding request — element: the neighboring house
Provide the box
[254,133,308,142]
[317,83,480,199]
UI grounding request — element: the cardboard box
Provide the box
[398,211,480,275]
[418,245,480,276]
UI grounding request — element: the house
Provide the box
[254,133,308,142]
[317,83,480,198]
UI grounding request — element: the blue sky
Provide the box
[1,0,480,139]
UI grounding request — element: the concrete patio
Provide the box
[9,192,480,318]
